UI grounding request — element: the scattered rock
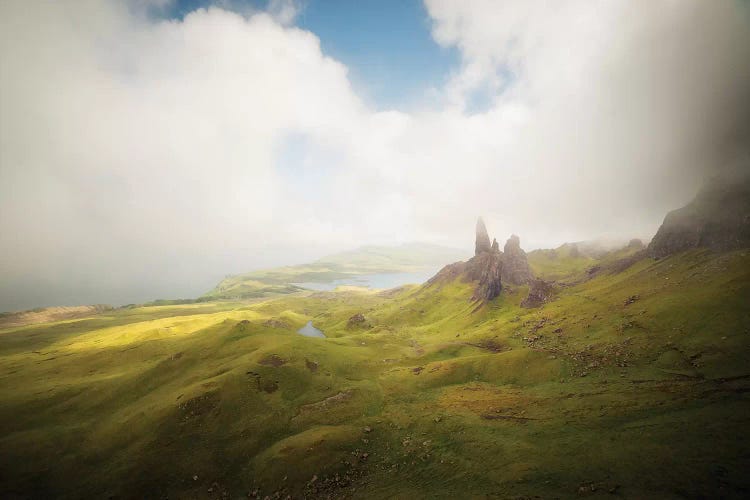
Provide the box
[179,392,220,420]
[298,391,354,413]
[258,354,287,367]
[465,338,507,353]
[305,358,319,373]
[624,295,640,306]
[263,318,290,329]
[521,279,555,308]
[347,313,366,327]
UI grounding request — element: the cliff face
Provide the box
[648,174,750,258]
[467,251,503,301]
[431,217,537,303]
[501,235,534,285]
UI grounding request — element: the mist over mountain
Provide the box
[1,0,749,311]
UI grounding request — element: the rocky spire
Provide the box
[475,217,492,255]
[501,234,533,285]
[429,216,503,303]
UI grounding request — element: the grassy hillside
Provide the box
[203,243,467,300]
[527,241,643,282]
[1,248,748,498]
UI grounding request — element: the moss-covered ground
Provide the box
[1,249,749,498]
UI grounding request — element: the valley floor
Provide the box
[1,250,749,498]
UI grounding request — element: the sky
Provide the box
[1,0,749,311]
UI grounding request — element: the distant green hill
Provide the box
[202,243,468,300]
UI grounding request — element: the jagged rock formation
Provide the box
[468,251,503,301]
[429,250,503,302]
[430,218,537,303]
[521,279,555,308]
[475,217,492,255]
[501,235,534,285]
[430,217,503,302]
[648,173,750,258]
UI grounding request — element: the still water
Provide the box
[297,320,326,338]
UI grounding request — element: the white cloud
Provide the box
[0,0,748,309]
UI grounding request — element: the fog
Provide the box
[1,0,749,311]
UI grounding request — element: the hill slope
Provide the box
[649,172,750,257]
[1,247,748,498]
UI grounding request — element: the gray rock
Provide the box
[521,279,555,308]
[648,172,750,258]
[475,217,492,255]
[501,235,534,285]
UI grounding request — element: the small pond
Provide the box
[297,320,326,338]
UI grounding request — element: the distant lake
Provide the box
[297,320,326,338]
[291,269,439,292]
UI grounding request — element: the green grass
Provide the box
[1,249,749,498]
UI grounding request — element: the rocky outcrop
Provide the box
[520,279,555,308]
[467,251,503,301]
[501,235,533,285]
[431,217,503,302]
[429,251,503,302]
[347,313,366,327]
[648,173,750,258]
[475,217,492,255]
[429,218,538,303]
